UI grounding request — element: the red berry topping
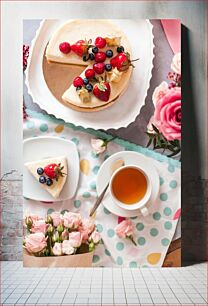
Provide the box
[59,42,71,54]
[95,52,106,63]
[110,52,138,72]
[93,81,111,102]
[93,62,105,75]
[71,40,87,57]
[44,163,65,181]
[73,76,83,87]
[95,37,106,49]
[85,68,95,79]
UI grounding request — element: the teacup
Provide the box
[109,165,151,216]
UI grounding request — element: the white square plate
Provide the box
[23,136,79,202]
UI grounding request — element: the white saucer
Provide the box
[23,136,79,202]
[96,151,159,217]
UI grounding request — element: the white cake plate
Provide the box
[25,19,154,130]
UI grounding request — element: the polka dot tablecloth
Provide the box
[24,111,181,267]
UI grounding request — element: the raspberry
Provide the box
[59,42,71,54]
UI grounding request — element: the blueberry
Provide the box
[89,53,95,60]
[46,178,53,186]
[37,167,44,175]
[83,55,89,62]
[85,83,93,92]
[76,86,82,91]
[92,47,98,54]
[39,176,46,184]
[105,64,112,72]
[117,46,125,53]
[106,49,113,58]
[83,78,89,85]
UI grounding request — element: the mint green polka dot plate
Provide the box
[96,151,160,217]
[23,136,79,201]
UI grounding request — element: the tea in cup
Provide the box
[110,165,151,216]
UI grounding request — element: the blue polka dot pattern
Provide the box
[138,237,146,245]
[26,121,35,129]
[169,180,177,189]
[116,242,124,251]
[74,200,81,208]
[168,164,175,173]
[164,221,172,230]
[39,123,48,132]
[103,207,111,215]
[129,261,137,268]
[150,228,159,237]
[160,177,164,186]
[96,224,103,233]
[153,212,161,221]
[90,181,96,190]
[92,165,100,175]
[93,255,100,263]
[82,192,91,198]
[161,238,170,246]
[107,229,115,238]
[105,249,111,256]
[163,207,172,216]
[71,137,79,145]
[116,256,123,265]
[160,193,168,201]
[136,223,144,231]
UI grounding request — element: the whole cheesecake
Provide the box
[46,19,133,111]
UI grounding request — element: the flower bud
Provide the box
[47,224,54,236]
[52,231,60,243]
[25,216,33,229]
[45,215,53,224]
[57,224,64,234]
[89,241,95,252]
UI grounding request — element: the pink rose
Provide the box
[68,232,82,248]
[25,232,47,254]
[63,212,82,229]
[52,242,62,256]
[152,81,169,105]
[115,219,134,239]
[51,211,63,227]
[79,219,95,242]
[171,52,181,75]
[154,87,181,141]
[79,227,89,242]
[62,240,74,255]
[89,230,101,244]
[31,219,48,234]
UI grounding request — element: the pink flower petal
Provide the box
[118,216,126,224]
[173,208,181,220]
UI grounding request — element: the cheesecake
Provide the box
[25,156,67,199]
[45,19,134,111]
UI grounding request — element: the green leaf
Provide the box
[146,138,152,148]
[152,124,159,134]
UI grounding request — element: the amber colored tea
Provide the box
[112,167,147,204]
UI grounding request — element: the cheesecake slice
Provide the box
[25,156,67,199]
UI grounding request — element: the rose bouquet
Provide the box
[146,53,181,157]
[23,211,101,259]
